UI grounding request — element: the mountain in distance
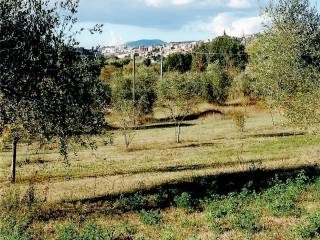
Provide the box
[126,39,167,47]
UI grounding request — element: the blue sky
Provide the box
[74,0,316,48]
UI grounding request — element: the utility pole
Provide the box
[160,53,163,79]
[132,52,136,125]
[132,53,136,105]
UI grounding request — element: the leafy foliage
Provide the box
[164,52,192,73]
[174,192,194,212]
[247,0,320,129]
[0,215,31,240]
[192,35,247,72]
[139,210,161,226]
[0,0,110,181]
[293,213,320,239]
[156,71,201,143]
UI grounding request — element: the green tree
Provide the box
[192,35,247,72]
[156,72,201,143]
[204,63,230,104]
[0,0,109,182]
[111,66,158,117]
[164,53,192,73]
[143,58,152,67]
[111,67,158,149]
[247,0,320,128]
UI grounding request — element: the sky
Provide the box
[75,0,268,48]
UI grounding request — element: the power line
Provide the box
[191,52,247,56]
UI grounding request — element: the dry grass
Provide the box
[1,104,319,204]
[2,104,320,240]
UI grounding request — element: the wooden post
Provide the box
[160,53,163,79]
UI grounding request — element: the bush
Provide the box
[0,187,21,212]
[56,221,79,240]
[154,188,170,207]
[262,172,308,216]
[231,110,247,135]
[174,192,194,212]
[117,192,148,212]
[117,221,137,239]
[206,195,238,232]
[293,213,320,239]
[111,67,158,117]
[206,191,260,233]
[312,177,320,200]
[204,63,230,104]
[139,210,161,226]
[229,72,254,98]
[0,214,31,240]
[229,210,261,233]
[80,221,105,240]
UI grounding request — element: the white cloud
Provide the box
[227,0,255,9]
[144,0,194,7]
[193,12,264,37]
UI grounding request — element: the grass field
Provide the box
[1,103,320,239]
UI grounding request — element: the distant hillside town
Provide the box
[76,35,256,61]
[99,39,209,60]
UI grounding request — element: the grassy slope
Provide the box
[1,105,319,201]
[1,104,320,239]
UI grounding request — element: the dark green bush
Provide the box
[56,221,79,240]
[312,177,320,200]
[206,191,260,233]
[80,221,105,240]
[206,195,238,232]
[139,210,161,226]
[174,192,194,212]
[293,213,320,239]
[154,189,170,206]
[262,172,308,216]
[229,210,261,233]
[117,192,148,212]
[0,215,31,240]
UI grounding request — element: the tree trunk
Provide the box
[11,139,18,183]
[124,134,129,149]
[176,124,181,144]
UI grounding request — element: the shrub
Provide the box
[174,192,194,212]
[56,221,79,240]
[80,221,105,240]
[206,196,238,232]
[293,213,320,239]
[154,189,170,207]
[0,214,32,240]
[229,209,261,233]
[312,177,320,200]
[262,172,308,216]
[206,191,261,233]
[139,210,161,226]
[117,192,148,212]
[117,221,137,239]
[0,187,21,212]
[231,110,246,135]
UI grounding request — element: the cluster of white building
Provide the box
[100,40,210,59]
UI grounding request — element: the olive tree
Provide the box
[156,72,201,143]
[111,67,158,149]
[247,0,320,129]
[0,0,109,183]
